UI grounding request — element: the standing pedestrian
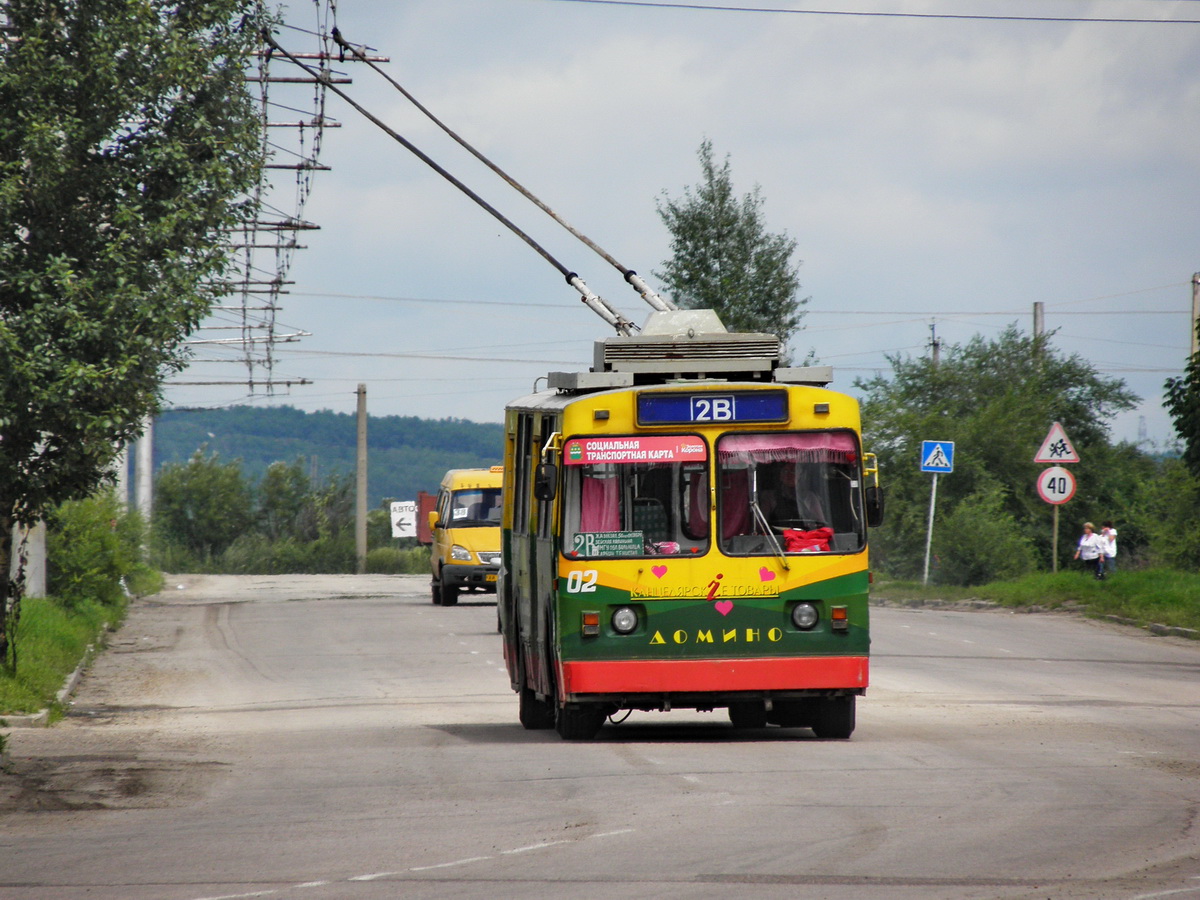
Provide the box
[1100,520,1118,576]
[1073,522,1105,579]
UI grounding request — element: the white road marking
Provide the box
[1130,887,1200,899]
[409,856,494,871]
[189,828,638,899]
[502,840,571,855]
[348,872,401,882]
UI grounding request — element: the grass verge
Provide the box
[873,567,1200,634]
[0,594,125,717]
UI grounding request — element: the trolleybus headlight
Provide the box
[611,606,639,635]
[791,602,819,630]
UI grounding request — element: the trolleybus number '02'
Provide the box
[565,570,598,593]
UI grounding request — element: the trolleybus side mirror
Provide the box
[865,485,885,528]
[534,462,558,501]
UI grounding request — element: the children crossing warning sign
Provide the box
[1034,422,1080,464]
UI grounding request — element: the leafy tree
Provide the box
[655,140,807,349]
[154,448,254,560]
[1164,320,1200,477]
[934,487,1038,585]
[857,325,1139,581]
[0,0,264,665]
[1131,458,1200,570]
[258,459,310,541]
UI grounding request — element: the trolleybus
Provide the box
[499,310,883,740]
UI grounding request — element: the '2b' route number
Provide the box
[691,396,735,422]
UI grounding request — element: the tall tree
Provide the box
[0,0,264,665]
[1164,319,1200,477]
[154,449,254,560]
[655,139,806,349]
[856,326,1140,581]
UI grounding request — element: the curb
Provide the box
[1105,615,1200,640]
[873,599,1198,641]
[0,642,94,730]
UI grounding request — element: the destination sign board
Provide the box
[637,390,788,426]
[564,435,707,466]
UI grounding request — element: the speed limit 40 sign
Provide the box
[1037,466,1076,505]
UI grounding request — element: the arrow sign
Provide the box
[920,440,954,473]
[391,500,418,538]
[1034,422,1080,464]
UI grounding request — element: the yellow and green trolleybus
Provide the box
[499,310,883,740]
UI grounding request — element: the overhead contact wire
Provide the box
[263,32,637,335]
[331,28,674,314]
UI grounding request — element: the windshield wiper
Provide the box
[750,498,790,571]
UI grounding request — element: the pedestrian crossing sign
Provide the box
[920,440,955,473]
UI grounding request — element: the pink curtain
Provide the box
[687,473,710,537]
[718,432,858,464]
[580,476,620,532]
[719,469,751,538]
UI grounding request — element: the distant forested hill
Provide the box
[155,406,504,508]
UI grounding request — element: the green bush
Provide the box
[932,487,1037,586]
[46,491,147,608]
[366,546,430,574]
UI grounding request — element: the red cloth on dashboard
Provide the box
[783,527,833,552]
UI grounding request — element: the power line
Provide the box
[546,0,1200,24]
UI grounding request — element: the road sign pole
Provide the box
[923,473,938,586]
[1053,505,1059,573]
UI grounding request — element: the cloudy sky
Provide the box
[169,0,1200,450]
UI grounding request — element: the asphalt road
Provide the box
[1,574,1197,900]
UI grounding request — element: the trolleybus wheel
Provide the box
[811,696,855,739]
[555,704,604,740]
[517,652,555,730]
[728,701,769,729]
[767,698,818,728]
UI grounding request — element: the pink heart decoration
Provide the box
[651,565,668,579]
[714,600,734,616]
[759,567,776,582]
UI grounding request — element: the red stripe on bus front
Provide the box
[560,657,868,694]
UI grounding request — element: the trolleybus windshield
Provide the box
[716,431,865,556]
[562,434,710,559]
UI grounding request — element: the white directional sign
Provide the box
[1034,422,1080,464]
[390,500,418,538]
[920,440,955,473]
[1037,466,1077,505]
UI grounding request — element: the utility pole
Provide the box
[136,417,153,524]
[1033,301,1044,338]
[1191,273,1199,358]
[928,322,941,367]
[355,384,368,575]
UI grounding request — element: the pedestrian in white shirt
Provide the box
[1100,520,1118,576]
[1073,522,1105,579]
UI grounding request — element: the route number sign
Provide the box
[1037,466,1076,505]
